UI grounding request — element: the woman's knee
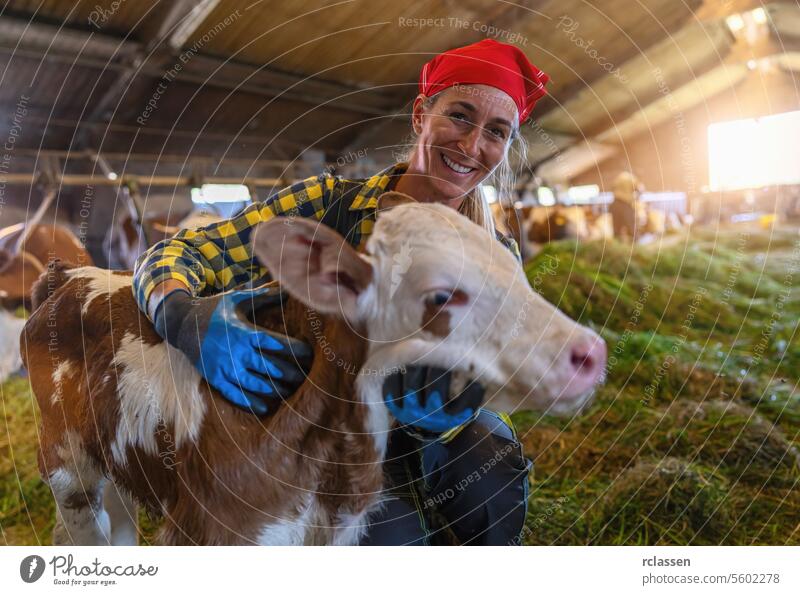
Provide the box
[360,497,430,545]
[421,410,532,544]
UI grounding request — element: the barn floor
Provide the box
[1,226,798,545]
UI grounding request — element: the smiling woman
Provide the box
[398,84,520,214]
[129,38,552,546]
[395,39,548,233]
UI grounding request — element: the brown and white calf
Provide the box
[22,195,606,545]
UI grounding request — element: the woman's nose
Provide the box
[456,125,481,160]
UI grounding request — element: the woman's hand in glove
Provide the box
[153,285,312,416]
[382,366,485,435]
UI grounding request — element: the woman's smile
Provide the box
[440,151,477,175]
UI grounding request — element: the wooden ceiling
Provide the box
[183,0,702,97]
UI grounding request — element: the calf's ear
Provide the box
[252,217,373,322]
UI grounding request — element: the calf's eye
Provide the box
[424,289,468,308]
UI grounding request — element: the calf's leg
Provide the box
[47,466,111,546]
[39,430,112,546]
[103,482,139,545]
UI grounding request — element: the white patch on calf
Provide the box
[54,429,97,477]
[359,203,602,416]
[355,354,397,461]
[0,309,25,382]
[332,510,371,546]
[357,205,525,416]
[111,332,205,465]
[48,431,111,546]
[257,498,313,545]
[51,360,76,404]
[66,267,132,315]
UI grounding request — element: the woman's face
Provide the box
[408,84,518,207]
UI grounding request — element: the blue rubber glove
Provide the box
[382,366,485,435]
[153,285,312,416]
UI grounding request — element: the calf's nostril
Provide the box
[570,347,594,373]
[570,337,608,375]
[560,338,607,399]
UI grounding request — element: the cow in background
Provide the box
[496,205,601,262]
[0,222,91,381]
[0,223,92,308]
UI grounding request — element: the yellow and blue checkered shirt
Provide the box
[132,163,520,316]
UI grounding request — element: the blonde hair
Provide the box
[399,92,528,237]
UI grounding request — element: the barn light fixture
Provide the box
[537,187,556,207]
[86,150,118,181]
[566,184,600,204]
[725,7,770,44]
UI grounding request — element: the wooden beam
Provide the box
[79,1,224,147]
[0,173,283,187]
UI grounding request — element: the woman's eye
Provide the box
[449,112,469,123]
[488,127,507,140]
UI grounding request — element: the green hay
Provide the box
[659,400,799,487]
[516,225,800,545]
[591,458,735,545]
[0,375,54,545]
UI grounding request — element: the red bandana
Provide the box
[419,39,550,124]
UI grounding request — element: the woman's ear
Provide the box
[411,94,427,135]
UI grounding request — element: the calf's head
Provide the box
[253,196,605,417]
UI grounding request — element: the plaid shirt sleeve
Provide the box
[132,174,334,317]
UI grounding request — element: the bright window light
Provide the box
[191,184,251,204]
[566,184,599,203]
[708,110,800,191]
[537,187,556,206]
